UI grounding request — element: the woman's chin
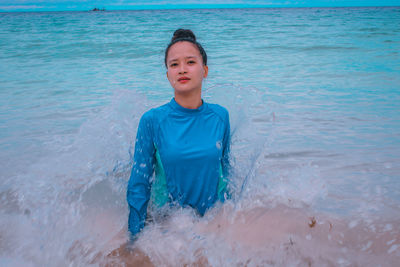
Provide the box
[173,87,198,96]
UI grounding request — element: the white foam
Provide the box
[388,244,398,254]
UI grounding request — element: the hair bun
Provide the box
[172,29,196,42]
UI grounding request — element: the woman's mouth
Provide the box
[178,77,190,83]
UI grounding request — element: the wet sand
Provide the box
[198,204,400,266]
[97,204,399,266]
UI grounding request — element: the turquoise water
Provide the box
[1,7,400,266]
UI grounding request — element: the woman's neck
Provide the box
[174,91,202,109]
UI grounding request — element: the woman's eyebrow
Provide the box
[168,58,178,63]
[168,56,197,64]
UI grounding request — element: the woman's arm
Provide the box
[222,111,231,178]
[218,110,231,201]
[127,112,155,239]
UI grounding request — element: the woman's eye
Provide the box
[170,63,178,67]
[188,60,196,64]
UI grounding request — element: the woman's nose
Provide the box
[179,64,187,74]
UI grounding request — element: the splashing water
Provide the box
[2,86,399,266]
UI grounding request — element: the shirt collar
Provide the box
[169,98,206,114]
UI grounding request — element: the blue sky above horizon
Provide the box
[0,0,399,12]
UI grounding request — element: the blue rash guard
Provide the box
[127,98,230,237]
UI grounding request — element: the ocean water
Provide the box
[1,7,400,266]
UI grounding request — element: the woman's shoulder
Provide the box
[140,102,172,122]
[206,102,229,122]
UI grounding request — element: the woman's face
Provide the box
[166,41,208,96]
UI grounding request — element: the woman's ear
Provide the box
[203,65,209,78]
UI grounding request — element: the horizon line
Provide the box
[1,4,399,13]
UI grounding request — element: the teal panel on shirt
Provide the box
[150,146,169,207]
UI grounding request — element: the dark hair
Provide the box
[164,29,207,67]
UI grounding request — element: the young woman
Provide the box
[127,29,231,238]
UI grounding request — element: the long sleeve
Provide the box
[218,110,231,201]
[221,111,231,179]
[127,112,155,238]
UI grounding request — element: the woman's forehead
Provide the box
[167,42,201,60]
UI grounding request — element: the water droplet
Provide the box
[216,140,222,149]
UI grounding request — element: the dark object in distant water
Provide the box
[91,7,106,11]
